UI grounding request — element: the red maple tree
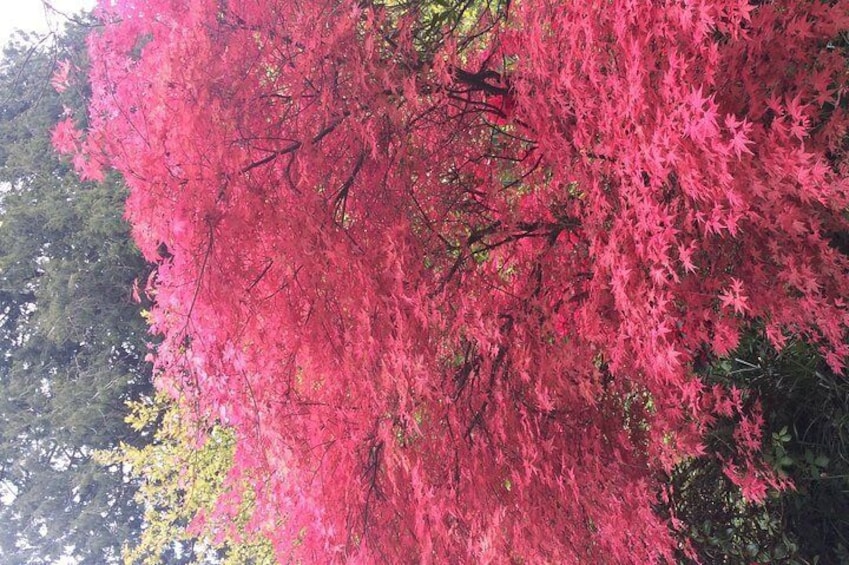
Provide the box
[58,0,849,561]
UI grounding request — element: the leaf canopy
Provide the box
[62,0,849,561]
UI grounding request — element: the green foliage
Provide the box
[669,457,798,563]
[0,22,153,564]
[670,333,849,564]
[96,394,276,565]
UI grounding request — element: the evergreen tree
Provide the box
[0,22,152,564]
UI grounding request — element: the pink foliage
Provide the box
[60,0,849,561]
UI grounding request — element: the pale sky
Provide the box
[0,0,96,47]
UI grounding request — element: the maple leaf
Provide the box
[51,117,81,154]
[51,59,72,93]
[719,278,749,315]
[724,114,754,158]
[677,242,697,273]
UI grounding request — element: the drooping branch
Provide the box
[239,112,351,175]
[451,67,511,97]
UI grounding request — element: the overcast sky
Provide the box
[0,0,96,47]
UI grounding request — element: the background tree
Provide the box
[96,393,276,565]
[63,0,849,562]
[0,21,153,563]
